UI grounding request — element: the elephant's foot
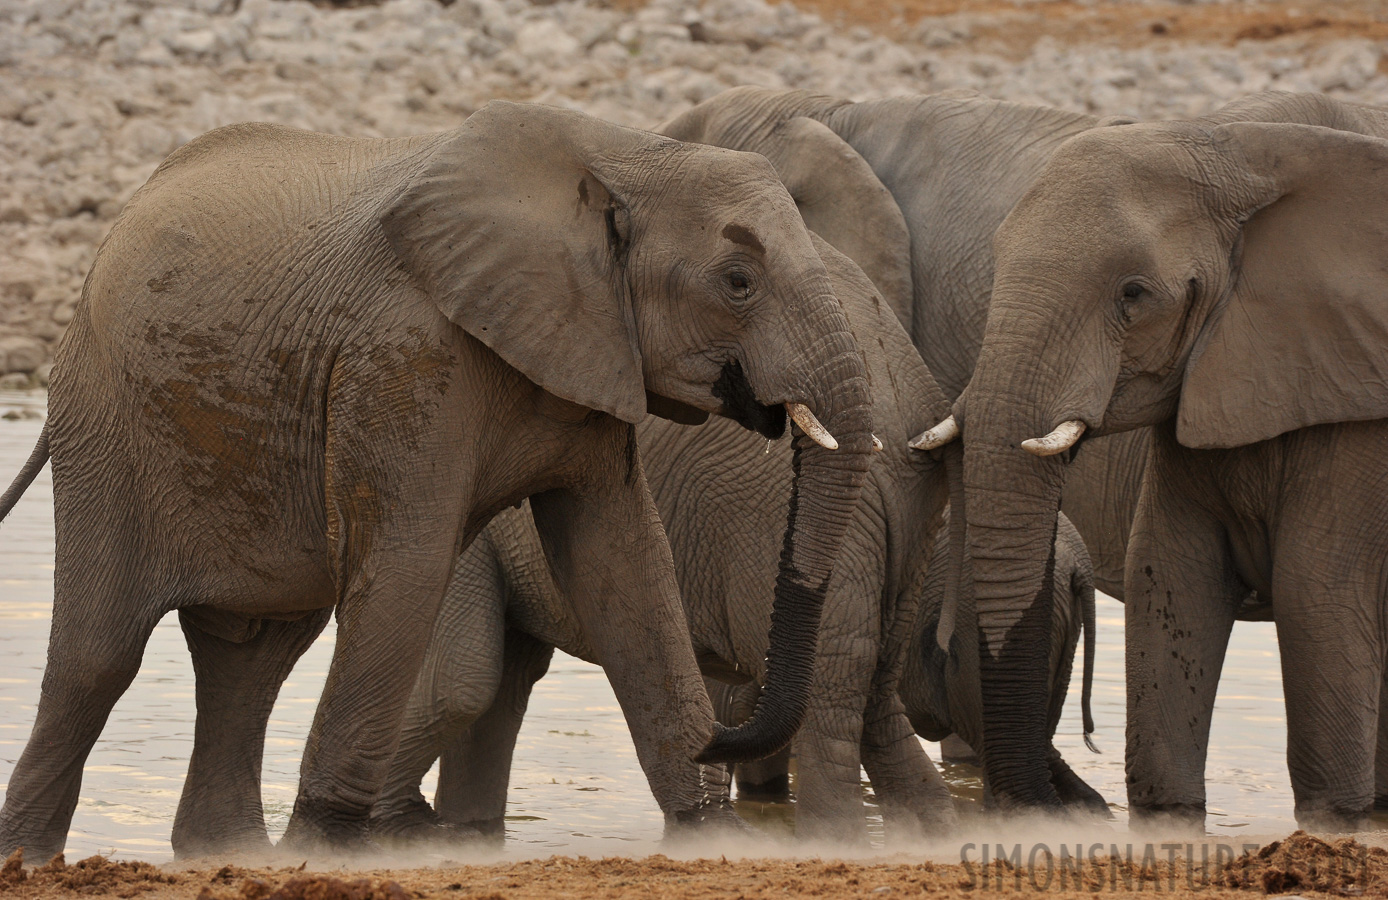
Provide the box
[0,814,66,867]
[666,803,757,839]
[1127,802,1206,837]
[172,824,274,860]
[370,798,482,848]
[1295,804,1371,834]
[279,797,379,855]
[441,817,506,848]
[875,806,957,845]
[734,773,791,803]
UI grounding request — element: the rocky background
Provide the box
[1,0,1386,387]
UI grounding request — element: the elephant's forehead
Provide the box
[1043,124,1212,196]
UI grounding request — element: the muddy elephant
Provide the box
[918,90,1388,831]
[717,509,1107,817]
[372,235,974,844]
[0,102,877,859]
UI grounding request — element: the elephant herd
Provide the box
[1,86,1386,860]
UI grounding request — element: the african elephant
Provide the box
[917,90,1388,831]
[657,87,1155,606]
[715,509,1107,816]
[0,102,876,860]
[372,235,965,844]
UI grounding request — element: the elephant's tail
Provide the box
[1079,565,1098,754]
[0,421,49,524]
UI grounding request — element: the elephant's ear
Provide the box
[382,101,647,425]
[763,117,916,332]
[1178,123,1388,449]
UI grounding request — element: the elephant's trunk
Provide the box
[698,322,873,765]
[965,432,1068,809]
[957,290,1101,808]
[954,273,1120,809]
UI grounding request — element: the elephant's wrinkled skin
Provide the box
[0,103,875,859]
[941,89,1388,831]
[659,87,1157,607]
[373,237,962,844]
[720,509,1107,817]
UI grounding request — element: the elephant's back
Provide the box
[44,124,444,602]
[826,95,1099,398]
[80,124,434,343]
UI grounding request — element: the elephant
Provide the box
[655,86,1167,610]
[916,89,1388,832]
[714,509,1107,817]
[372,234,977,844]
[0,101,878,860]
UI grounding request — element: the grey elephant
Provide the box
[917,89,1388,831]
[0,102,877,859]
[657,86,1157,608]
[372,236,970,844]
[715,509,1105,816]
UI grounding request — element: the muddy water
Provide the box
[0,391,1300,862]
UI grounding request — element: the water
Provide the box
[0,390,1300,862]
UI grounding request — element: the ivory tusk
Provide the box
[785,403,838,451]
[1021,419,1086,457]
[908,414,959,451]
[871,434,883,452]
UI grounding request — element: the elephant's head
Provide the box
[382,101,875,764]
[914,120,1388,807]
[659,87,916,332]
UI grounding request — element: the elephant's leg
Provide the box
[432,628,555,842]
[371,545,510,842]
[0,575,162,861]
[172,608,332,857]
[859,690,956,843]
[787,529,895,844]
[279,401,469,850]
[710,681,791,802]
[281,536,459,849]
[1124,463,1241,835]
[790,667,872,844]
[788,548,884,843]
[528,451,719,833]
[1271,556,1379,832]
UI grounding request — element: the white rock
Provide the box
[165,28,219,57]
[515,20,579,61]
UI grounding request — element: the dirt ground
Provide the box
[790,0,1388,54]
[5,832,1388,900]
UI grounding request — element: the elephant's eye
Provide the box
[1121,282,1144,300]
[726,270,754,301]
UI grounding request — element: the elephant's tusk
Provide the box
[1021,419,1086,456]
[872,434,883,452]
[908,414,959,451]
[785,403,838,450]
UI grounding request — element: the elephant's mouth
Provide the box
[712,358,786,440]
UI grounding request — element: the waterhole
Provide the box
[0,391,1302,861]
